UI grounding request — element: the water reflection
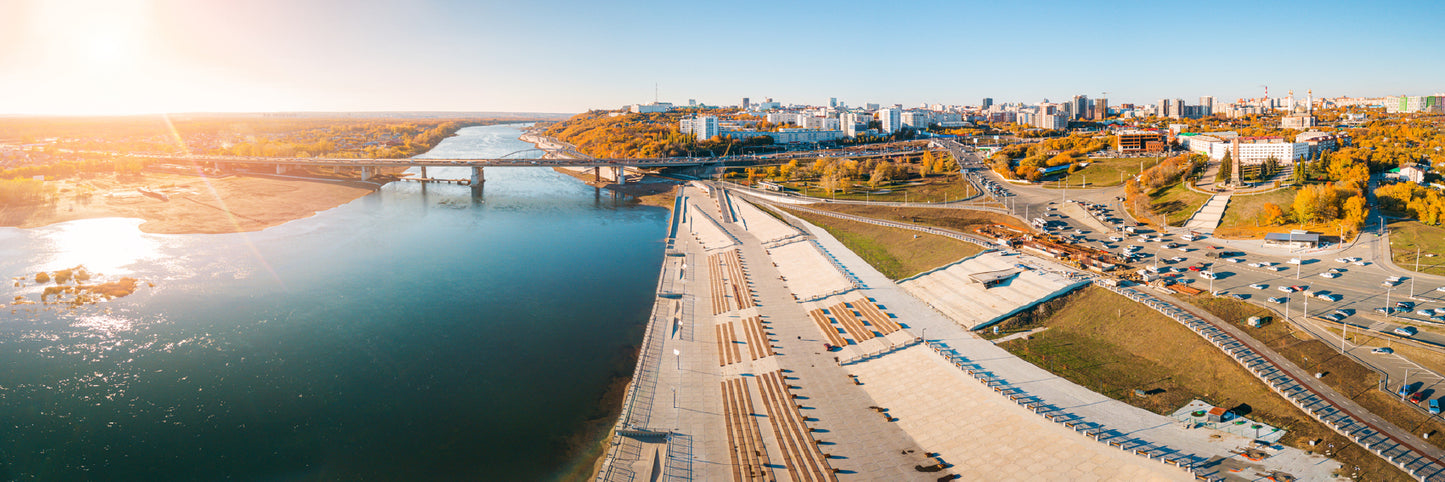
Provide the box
[36,218,160,276]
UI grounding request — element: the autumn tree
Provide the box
[1257,202,1286,226]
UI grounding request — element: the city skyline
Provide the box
[1,0,1442,115]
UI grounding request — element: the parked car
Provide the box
[1400,382,1418,397]
[1354,260,1370,266]
[1410,392,1427,404]
[1250,284,1268,290]
[1318,293,1342,302]
[1395,326,1419,337]
[1226,257,1243,263]
[1267,297,1286,304]
[1279,286,1296,293]
[1320,272,1340,279]
[1431,398,1441,415]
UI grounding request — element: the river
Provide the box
[0,124,667,480]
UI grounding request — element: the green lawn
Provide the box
[1046,157,1161,189]
[776,176,977,203]
[1217,188,1298,231]
[1388,220,1445,276]
[782,208,981,279]
[1185,294,1445,461]
[1147,182,1211,226]
[997,287,1405,478]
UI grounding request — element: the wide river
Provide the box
[0,124,668,480]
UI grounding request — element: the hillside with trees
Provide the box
[987,133,1111,181]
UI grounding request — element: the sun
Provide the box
[33,0,151,68]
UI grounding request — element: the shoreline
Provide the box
[0,171,380,235]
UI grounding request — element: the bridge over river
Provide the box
[92,138,938,187]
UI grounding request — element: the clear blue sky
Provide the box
[1,0,1441,114]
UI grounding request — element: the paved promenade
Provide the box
[597,185,1342,481]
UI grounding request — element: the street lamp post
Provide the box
[1386,287,1393,320]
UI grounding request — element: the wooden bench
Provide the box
[741,316,774,360]
[807,309,848,348]
[716,322,742,366]
[827,302,875,342]
[722,377,773,481]
[709,253,729,315]
[758,370,837,481]
[851,298,901,335]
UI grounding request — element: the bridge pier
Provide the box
[419,166,427,179]
[470,166,485,187]
[361,166,372,182]
[275,164,287,175]
[594,166,600,183]
[614,166,626,185]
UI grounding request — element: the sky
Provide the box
[1,0,1442,115]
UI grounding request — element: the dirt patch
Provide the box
[0,172,377,234]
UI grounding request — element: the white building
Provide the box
[878,108,902,134]
[679,115,719,140]
[901,111,931,129]
[841,112,864,137]
[629,102,674,113]
[722,129,845,144]
[1231,137,1310,165]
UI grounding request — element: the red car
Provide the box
[1410,392,1427,404]
[1188,266,1203,272]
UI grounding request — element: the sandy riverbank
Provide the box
[0,172,378,234]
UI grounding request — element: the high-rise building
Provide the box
[741,98,750,110]
[981,98,993,110]
[1158,99,1171,118]
[1093,98,1108,120]
[1199,96,1215,116]
[1073,95,1089,120]
[866,103,880,111]
[878,108,902,133]
[829,97,837,108]
[679,115,719,140]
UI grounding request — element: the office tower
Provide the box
[981,98,993,110]
[1094,98,1107,120]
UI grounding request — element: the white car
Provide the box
[1247,262,1264,268]
[1437,286,1445,292]
[1199,271,1218,279]
[1320,272,1340,279]
[1259,262,1275,267]
[1353,260,1370,266]
[1335,257,1351,263]
[1395,326,1419,337]
[1288,258,1303,265]
[1226,258,1243,263]
[1250,283,1268,290]
[1268,266,1287,271]
[1279,286,1296,293]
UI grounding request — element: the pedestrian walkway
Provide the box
[759,194,1344,481]
[1184,194,1231,233]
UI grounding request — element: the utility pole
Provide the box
[1414,246,1421,298]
